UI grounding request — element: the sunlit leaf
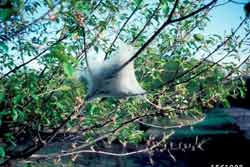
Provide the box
[63,63,75,77]
[12,109,18,121]
[0,42,8,53]
[0,147,5,158]
[193,34,204,41]
[0,8,12,21]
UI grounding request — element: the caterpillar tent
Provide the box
[77,43,146,101]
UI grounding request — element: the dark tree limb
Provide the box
[0,31,71,80]
[115,0,217,75]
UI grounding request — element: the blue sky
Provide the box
[3,0,250,73]
[206,0,248,34]
[201,0,250,65]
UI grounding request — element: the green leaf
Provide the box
[0,91,4,102]
[49,44,67,62]
[12,109,18,121]
[193,34,204,41]
[0,8,12,21]
[0,147,5,158]
[24,163,32,167]
[0,42,8,53]
[162,2,169,15]
[89,105,97,115]
[63,63,74,77]
[75,0,90,13]
[94,46,99,53]
[239,87,245,98]
[0,111,10,116]
[13,94,22,105]
[46,0,53,8]
[12,0,25,11]
[59,85,71,91]
[133,0,142,6]
[222,99,230,108]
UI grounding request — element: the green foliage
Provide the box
[0,0,24,21]
[74,0,90,14]
[0,0,248,164]
[0,42,8,53]
[193,33,205,41]
[0,8,12,22]
[118,126,144,144]
[133,0,143,6]
[0,147,5,158]
[162,1,169,15]
[63,62,74,77]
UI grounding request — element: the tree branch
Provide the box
[154,17,247,90]
[136,115,206,130]
[115,0,216,76]
[169,29,250,88]
[104,0,143,59]
[5,103,84,162]
[131,2,161,43]
[0,1,62,41]
[0,31,71,80]
[30,131,174,159]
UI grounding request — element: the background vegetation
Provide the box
[0,0,250,166]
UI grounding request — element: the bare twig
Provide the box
[136,115,206,130]
[30,132,174,159]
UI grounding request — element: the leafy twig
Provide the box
[0,1,62,41]
[115,0,216,75]
[104,0,144,59]
[131,2,161,43]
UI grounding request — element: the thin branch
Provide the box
[6,103,84,161]
[170,1,216,23]
[93,0,104,11]
[104,0,143,59]
[115,0,216,76]
[154,17,246,90]
[32,148,148,158]
[131,2,161,43]
[76,12,114,60]
[136,115,206,130]
[214,0,230,8]
[224,54,250,79]
[229,0,246,5]
[0,31,72,80]
[30,132,174,159]
[170,30,250,87]
[0,1,62,41]
[164,7,212,58]
[82,26,92,76]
